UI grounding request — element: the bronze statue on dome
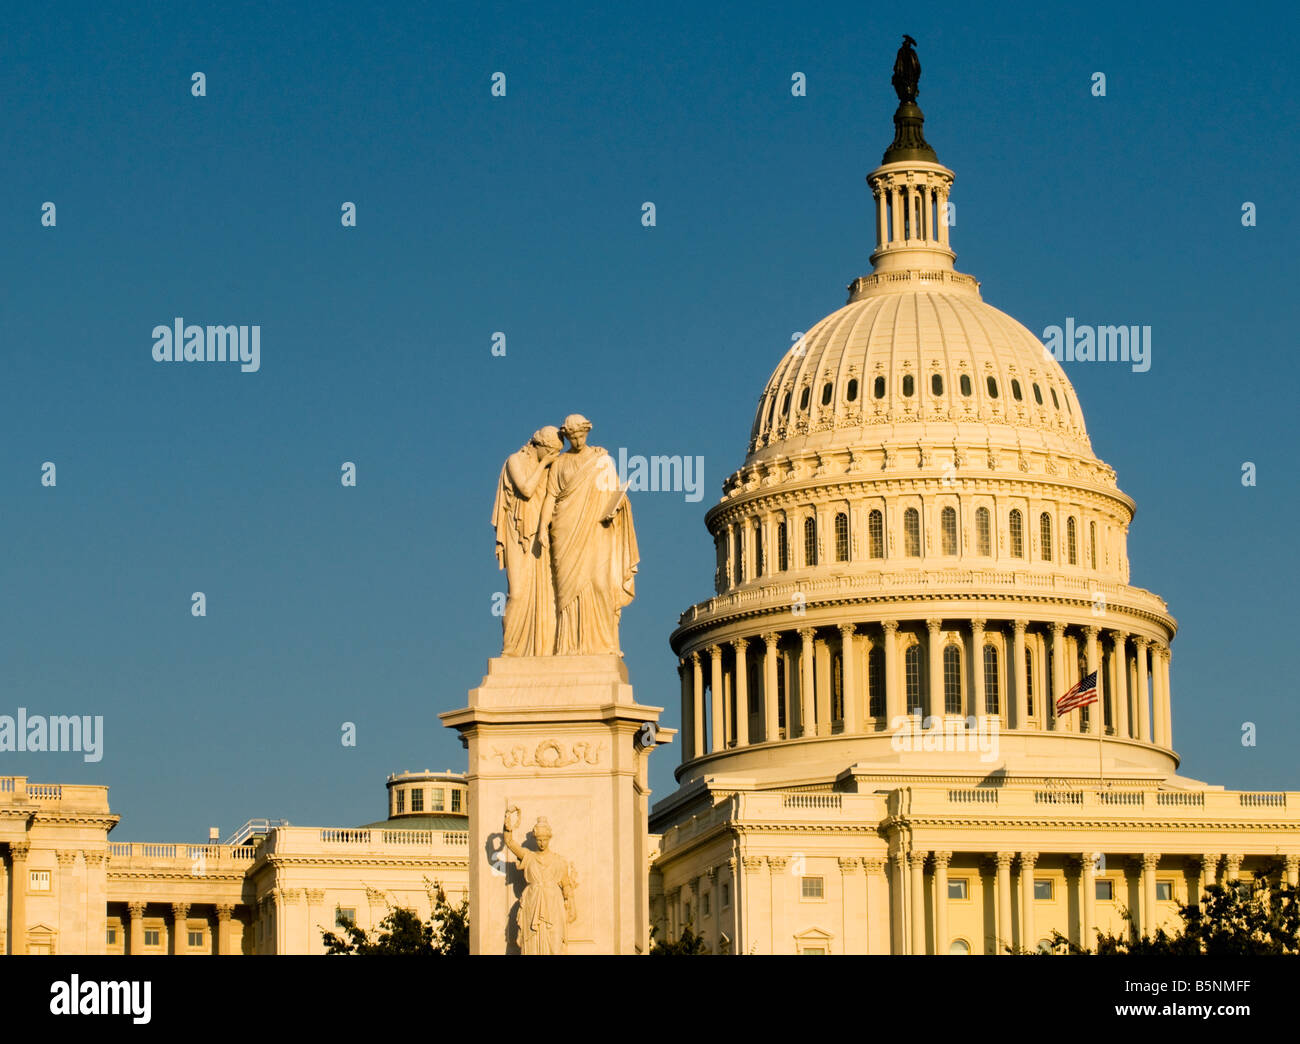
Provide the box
[892,34,921,102]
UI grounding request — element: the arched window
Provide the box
[734,530,745,582]
[804,516,817,567]
[782,391,791,415]
[753,522,763,578]
[1039,512,1053,562]
[904,508,921,557]
[846,378,859,402]
[765,396,776,427]
[799,387,810,410]
[941,506,958,555]
[905,644,924,715]
[931,373,944,396]
[975,507,991,557]
[868,645,884,718]
[960,374,972,396]
[873,376,886,399]
[1066,516,1078,565]
[986,376,999,398]
[1011,378,1023,401]
[943,644,962,714]
[834,512,849,562]
[1032,383,1043,405]
[821,382,833,406]
[1089,521,1097,567]
[902,374,915,397]
[777,522,788,572]
[776,653,787,733]
[1025,647,1034,718]
[868,509,884,559]
[831,652,844,722]
[983,644,1000,714]
[1050,387,1059,409]
[1009,509,1024,558]
[949,939,972,955]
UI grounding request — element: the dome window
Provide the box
[902,375,915,397]
[975,506,991,556]
[1009,509,1024,558]
[1011,379,1023,401]
[1032,383,1043,405]
[846,378,859,402]
[834,512,849,562]
[903,508,921,557]
[777,522,789,571]
[873,376,886,399]
[943,645,962,713]
[782,392,791,415]
[959,374,972,396]
[941,506,958,555]
[799,387,811,411]
[821,382,833,406]
[931,374,944,396]
[803,517,818,567]
[868,509,884,559]
[1050,388,1059,409]
[986,377,999,398]
[1065,395,1072,416]
[1067,517,1078,565]
[1039,513,1053,562]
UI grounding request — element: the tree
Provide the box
[648,923,710,955]
[322,883,469,955]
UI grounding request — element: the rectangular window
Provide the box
[701,893,710,916]
[1033,879,1054,901]
[336,907,356,927]
[1156,881,1173,902]
[451,789,462,812]
[1096,880,1114,902]
[106,928,117,945]
[29,870,51,891]
[801,947,826,955]
[801,876,824,900]
[188,930,204,948]
[430,788,445,811]
[144,929,161,947]
[396,790,405,814]
[410,788,424,812]
[948,878,969,900]
[722,883,731,908]
[28,942,52,955]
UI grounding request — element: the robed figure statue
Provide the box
[503,808,577,955]
[539,414,639,656]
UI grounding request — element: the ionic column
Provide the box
[678,657,693,760]
[909,851,927,955]
[172,902,191,954]
[763,634,780,742]
[689,652,704,758]
[1134,638,1151,742]
[995,852,1013,953]
[1084,626,1100,735]
[798,628,815,738]
[1051,624,1067,730]
[970,619,987,718]
[839,625,859,733]
[933,851,951,954]
[926,619,943,719]
[882,621,901,724]
[1154,644,1172,748]
[1140,853,1160,938]
[216,904,235,955]
[1082,853,1099,950]
[734,639,750,747]
[9,843,30,954]
[1020,852,1038,953]
[1109,631,1129,738]
[708,645,724,752]
[1012,620,1028,729]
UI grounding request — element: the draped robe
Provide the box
[492,449,555,656]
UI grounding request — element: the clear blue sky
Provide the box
[1,1,1295,839]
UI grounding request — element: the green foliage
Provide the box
[648,922,710,955]
[321,882,469,956]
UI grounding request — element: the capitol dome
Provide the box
[666,56,1177,789]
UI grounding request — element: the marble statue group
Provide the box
[492,414,639,657]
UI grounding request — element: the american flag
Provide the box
[1056,670,1098,714]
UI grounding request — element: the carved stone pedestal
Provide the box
[440,654,669,954]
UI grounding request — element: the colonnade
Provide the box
[871,172,952,250]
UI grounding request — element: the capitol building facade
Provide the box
[2,44,1296,958]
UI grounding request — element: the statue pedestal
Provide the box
[440,654,670,954]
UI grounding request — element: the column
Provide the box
[874,186,888,252]
[839,625,859,733]
[1224,853,1242,883]
[1019,852,1038,953]
[1082,853,1098,950]
[127,900,145,955]
[1134,638,1151,742]
[690,652,705,758]
[798,628,815,738]
[1012,621,1028,729]
[889,852,907,954]
[1051,624,1067,730]
[970,619,987,718]
[926,619,943,719]
[909,851,927,955]
[172,902,190,954]
[863,858,885,954]
[678,657,693,760]
[1199,854,1219,904]
[733,639,750,746]
[882,621,901,724]
[1155,645,1173,748]
[216,904,234,955]
[708,645,724,752]
[768,857,788,954]
[933,851,951,954]
[994,852,1013,952]
[889,181,903,246]
[814,638,832,735]
[763,634,780,742]
[56,850,79,953]
[1140,853,1159,938]
[1284,855,1299,889]
[9,842,30,955]
[1109,631,1128,738]
[1084,626,1100,735]
[937,185,951,246]
[918,183,930,240]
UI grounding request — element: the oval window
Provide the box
[959,374,972,396]
[931,374,944,395]
[874,376,886,399]
[1011,379,1023,401]
[782,392,791,414]
[1032,383,1043,405]
[799,387,811,410]
[986,377,999,398]
[846,378,859,402]
[1050,388,1059,409]
[821,382,833,406]
[902,374,915,397]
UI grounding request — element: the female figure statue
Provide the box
[502,808,577,954]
